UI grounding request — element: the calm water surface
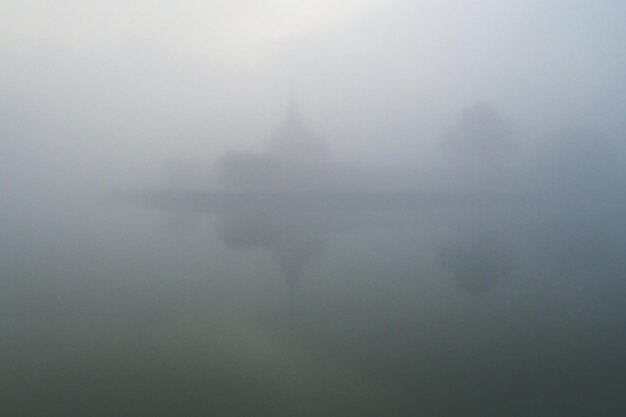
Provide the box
[2,191,625,416]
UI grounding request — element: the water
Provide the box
[1,190,625,416]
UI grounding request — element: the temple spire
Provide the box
[269,94,328,162]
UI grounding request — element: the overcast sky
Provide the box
[1,0,624,186]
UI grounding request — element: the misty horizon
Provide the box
[2,1,625,416]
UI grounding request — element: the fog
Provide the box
[1,0,625,415]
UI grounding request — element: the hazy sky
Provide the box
[1,0,624,185]
[0,0,391,53]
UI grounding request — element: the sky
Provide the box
[0,0,626,180]
[1,0,624,184]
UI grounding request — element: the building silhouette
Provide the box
[217,97,329,192]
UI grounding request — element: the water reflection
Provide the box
[216,204,327,289]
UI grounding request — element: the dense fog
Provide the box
[1,0,625,416]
